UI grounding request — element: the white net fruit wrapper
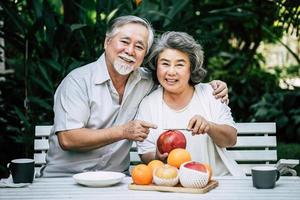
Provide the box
[153,168,179,186]
[179,165,209,188]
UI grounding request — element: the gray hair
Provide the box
[146,31,206,85]
[106,15,154,54]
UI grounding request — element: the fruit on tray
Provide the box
[131,164,153,185]
[167,148,191,168]
[179,161,212,188]
[184,161,207,172]
[157,130,186,154]
[153,164,179,186]
[148,159,164,173]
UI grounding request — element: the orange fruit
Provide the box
[203,163,212,181]
[131,164,153,185]
[167,148,191,168]
[148,160,164,172]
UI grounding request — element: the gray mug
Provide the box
[251,166,280,189]
[8,158,35,183]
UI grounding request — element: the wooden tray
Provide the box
[128,180,218,194]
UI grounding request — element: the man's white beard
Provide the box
[113,59,134,75]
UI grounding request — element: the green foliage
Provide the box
[251,89,300,142]
[275,0,300,36]
[0,75,32,178]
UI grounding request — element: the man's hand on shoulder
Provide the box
[210,80,229,104]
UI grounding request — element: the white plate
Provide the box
[73,171,125,187]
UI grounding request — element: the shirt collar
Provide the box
[93,53,111,85]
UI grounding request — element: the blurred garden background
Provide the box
[0,0,299,177]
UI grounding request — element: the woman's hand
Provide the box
[187,116,237,148]
[210,80,229,104]
[187,115,211,135]
[155,148,168,162]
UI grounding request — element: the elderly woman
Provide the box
[135,31,244,176]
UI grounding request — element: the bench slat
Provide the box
[34,153,47,165]
[236,122,276,134]
[132,142,137,148]
[132,134,277,149]
[227,150,277,161]
[35,126,52,137]
[234,136,276,147]
[130,152,141,163]
[34,139,49,151]
[239,163,276,175]
[130,150,278,163]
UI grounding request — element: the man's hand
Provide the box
[121,120,157,142]
[187,115,211,135]
[210,80,229,104]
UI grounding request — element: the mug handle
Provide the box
[7,163,11,170]
[275,170,280,181]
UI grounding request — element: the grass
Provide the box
[277,142,300,176]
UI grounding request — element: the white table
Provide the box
[0,176,299,200]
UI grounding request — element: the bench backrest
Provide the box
[34,122,277,175]
[229,122,277,174]
[34,126,52,172]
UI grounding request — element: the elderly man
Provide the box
[41,15,228,177]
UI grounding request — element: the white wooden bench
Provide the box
[34,126,51,175]
[34,122,298,176]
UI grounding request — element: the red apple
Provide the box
[157,130,186,154]
[184,161,207,173]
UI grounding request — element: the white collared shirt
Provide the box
[42,54,154,177]
[136,84,245,176]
